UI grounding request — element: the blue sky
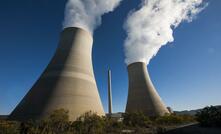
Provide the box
[0,0,220,115]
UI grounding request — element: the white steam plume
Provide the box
[124,0,207,65]
[63,0,122,34]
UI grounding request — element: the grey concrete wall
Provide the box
[9,27,105,121]
[126,62,169,116]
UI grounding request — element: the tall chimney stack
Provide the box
[108,69,113,115]
[9,27,105,121]
[126,62,169,116]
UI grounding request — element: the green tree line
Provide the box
[0,109,199,134]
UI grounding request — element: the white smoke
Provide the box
[63,0,122,34]
[124,0,207,65]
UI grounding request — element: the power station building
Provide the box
[126,62,169,116]
[9,27,105,121]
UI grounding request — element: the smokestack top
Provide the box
[127,62,146,69]
[62,27,93,41]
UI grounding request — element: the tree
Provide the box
[196,106,221,127]
[123,112,151,128]
[72,111,105,134]
[0,120,19,134]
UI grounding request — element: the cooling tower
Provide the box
[126,62,169,116]
[9,27,105,121]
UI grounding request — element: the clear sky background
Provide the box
[0,0,220,115]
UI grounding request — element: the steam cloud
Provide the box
[63,0,122,34]
[124,0,207,65]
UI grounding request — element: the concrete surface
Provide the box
[9,27,105,121]
[126,62,169,116]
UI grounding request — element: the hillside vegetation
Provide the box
[1,107,217,134]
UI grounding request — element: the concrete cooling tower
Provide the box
[126,62,169,116]
[9,27,105,121]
